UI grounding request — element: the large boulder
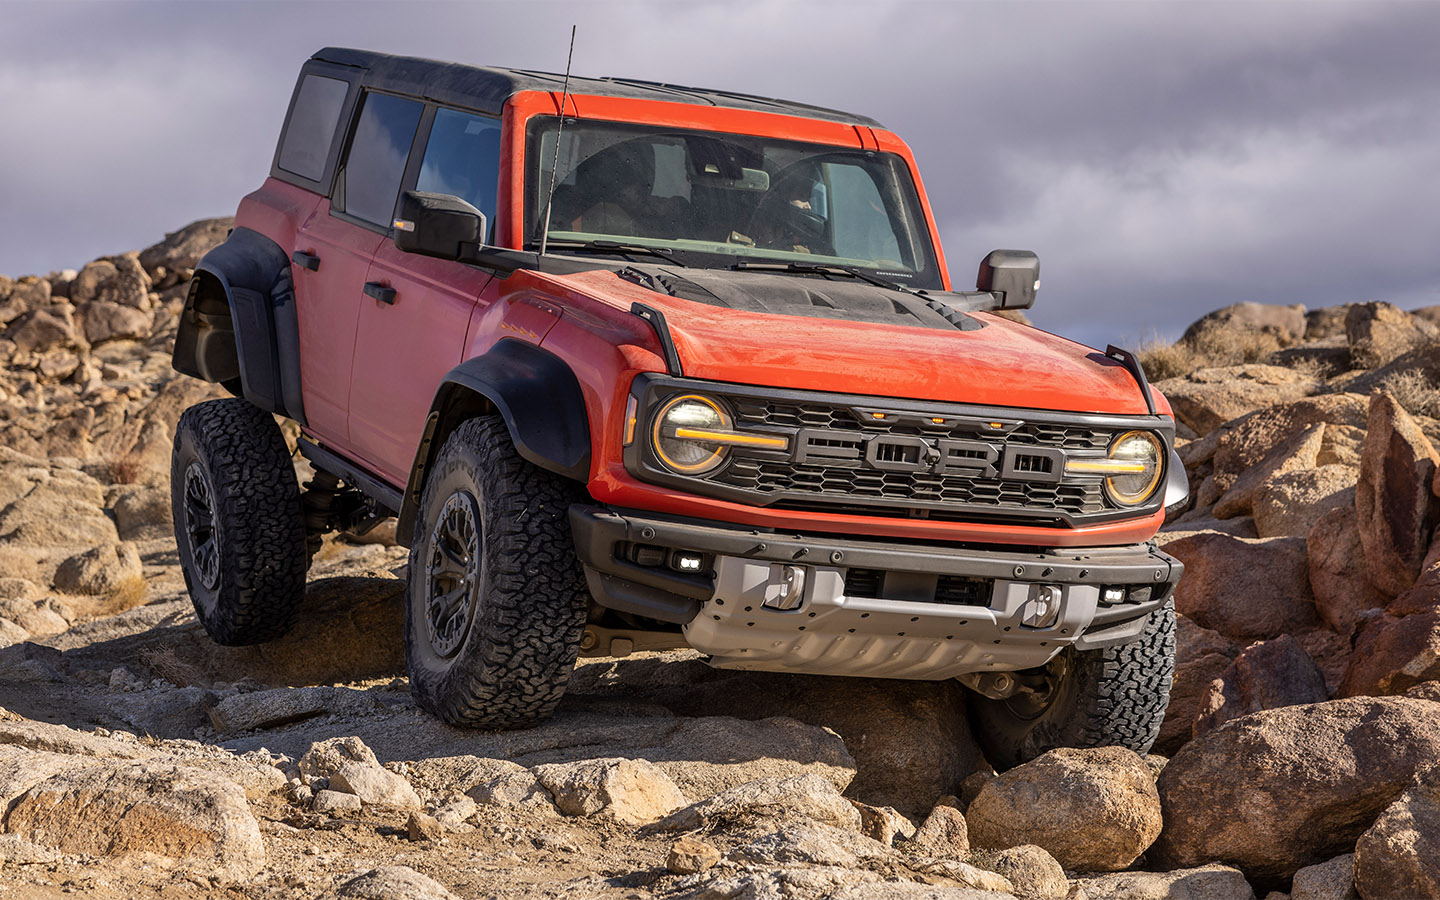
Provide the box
[1388,538,1440,617]
[1213,423,1324,519]
[1252,466,1356,539]
[51,542,142,595]
[988,844,1068,900]
[1183,302,1308,347]
[1355,392,1440,596]
[1346,301,1434,369]
[79,300,153,344]
[1353,764,1440,900]
[1210,394,1369,485]
[1155,616,1240,755]
[1165,533,1319,641]
[1336,610,1440,698]
[1155,365,1319,436]
[1289,854,1357,900]
[3,761,265,881]
[965,747,1161,873]
[651,773,861,833]
[1072,865,1256,900]
[1192,634,1330,737]
[1308,506,1390,638]
[1154,696,1440,879]
[138,218,234,275]
[7,306,84,355]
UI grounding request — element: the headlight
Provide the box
[649,393,790,475]
[652,395,733,474]
[1063,430,1164,506]
[1103,431,1163,506]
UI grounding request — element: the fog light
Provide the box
[671,551,705,573]
[1101,586,1126,605]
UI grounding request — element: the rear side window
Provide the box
[277,75,348,181]
[341,92,423,227]
[416,108,502,241]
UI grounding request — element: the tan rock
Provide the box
[113,484,173,540]
[51,542,141,595]
[1211,394,1369,483]
[335,866,460,900]
[1213,422,1325,518]
[1353,764,1440,900]
[1252,466,1356,538]
[138,218,234,275]
[81,300,153,344]
[1166,533,1319,640]
[966,747,1161,873]
[1319,424,1366,467]
[7,307,82,355]
[312,789,362,814]
[404,811,444,842]
[1337,610,1440,698]
[651,773,861,833]
[1346,301,1433,369]
[1403,681,1440,702]
[329,761,422,810]
[851,799,916,847]
[1192,634,1329,737]
[990,844,1068,900]
[667,836,721,874]
[4,761,265,881]
[1308,506,1390,637]
[1074,864,1256,900]
[532,757,686,825]
[1356,392,1440,596]
[728,822,890,868]
[1183,302,1308,347]
[1155,697,1440,879]
[1289,852,1357,900]
[911,802,969,859]
[912,859,1017,894]
[1157,365,1319,436]
[70,260,119,304]
[1387,537,1440,617]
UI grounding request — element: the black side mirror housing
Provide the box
[976,249,1040,309]
[394,191,486,260]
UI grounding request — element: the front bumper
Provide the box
[569,505,1182,680]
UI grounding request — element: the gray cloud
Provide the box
[2,0,1437,349]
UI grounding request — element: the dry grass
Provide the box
[97,574,149,617]
[1381,370,1440,419]
[138,644,208,689]
[106,451,145,485]
[1137,324,1286,382]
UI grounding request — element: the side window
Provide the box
[277,75,349,181]
[416,108,503,241]
[341,92,424,227]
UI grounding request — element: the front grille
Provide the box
[717,459,1104,516]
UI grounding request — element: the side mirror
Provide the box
[976,249,1040,309]
[393,191,486,260]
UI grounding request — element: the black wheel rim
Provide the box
[425,490,481,658]
[183,461,221,591]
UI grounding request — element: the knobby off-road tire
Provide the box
[170,398,309,645]
[405,416,589,729]
[969,601,1177,770]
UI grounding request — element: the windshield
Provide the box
[524,117,943,289]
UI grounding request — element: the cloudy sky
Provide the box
[2,0,1438,348]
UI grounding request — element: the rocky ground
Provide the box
[1,225,1439,899]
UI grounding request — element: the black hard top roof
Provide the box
[312,47,883,128]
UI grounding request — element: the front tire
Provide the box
[968,602,1176,770]
[405,416,588,729]
[170,398,309,645]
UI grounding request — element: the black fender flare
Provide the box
[396,338,592,543]
[172,226,306,423]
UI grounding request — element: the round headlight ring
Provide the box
[651,394,732,475]
[1104,430,1163,507]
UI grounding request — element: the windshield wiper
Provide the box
[544,238,687,267]
[730,261,918,295]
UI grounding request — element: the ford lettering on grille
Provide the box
[794,429,1063,483]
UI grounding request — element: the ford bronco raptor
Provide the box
[171,47,1187,767]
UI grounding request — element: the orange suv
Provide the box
[170,48,1186,767]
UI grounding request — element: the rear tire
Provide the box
[968,601,1176,770]
[171,398,308,645]
[405,416,588,728]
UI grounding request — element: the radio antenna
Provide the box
[538,25,577,257]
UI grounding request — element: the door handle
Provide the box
[364,282,397,305]
[291,250,321,271]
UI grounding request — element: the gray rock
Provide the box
[313,789,363,814]
[911,801,969,859]
[989,844,1068,900]
[1290,853,1358,900]
[329,761,422,810]
[299,735,382,779]
[334,866,459,900]
[727,823,890,868]
[1074,864,1256,899]
[1353,764,1440,900]
[209,686,384,734]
